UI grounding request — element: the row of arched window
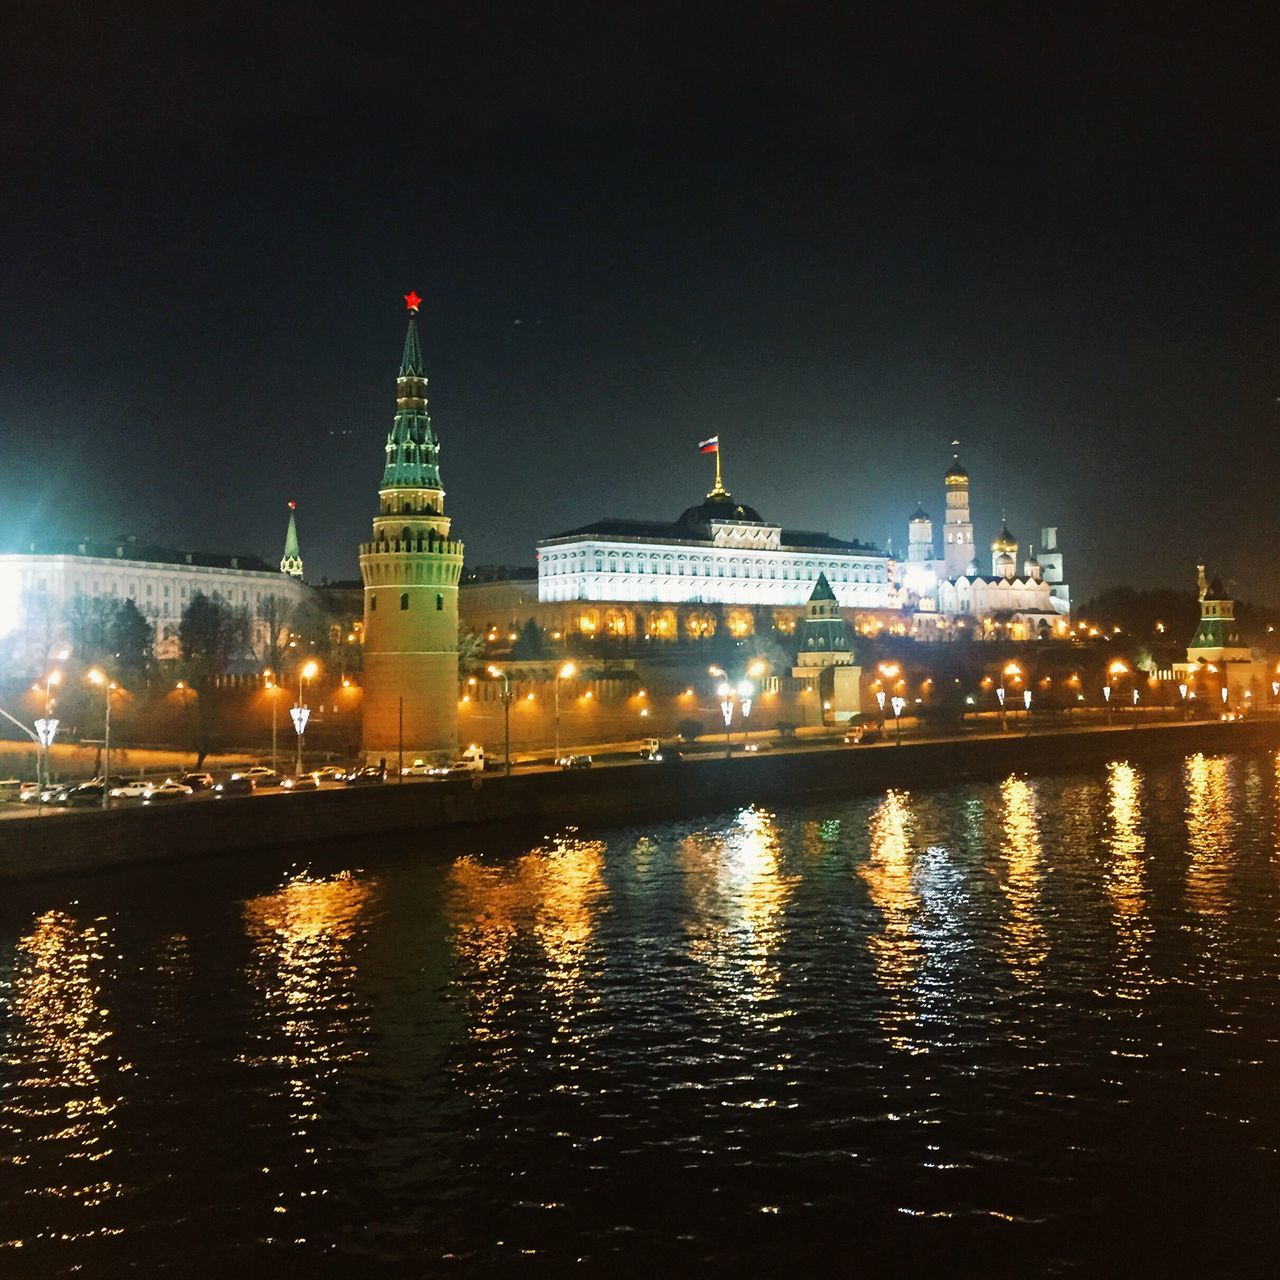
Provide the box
[540,550,881,585]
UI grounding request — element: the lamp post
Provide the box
[718,681,734,756]
[264,671,280,772]
[1000,662,1021,730]
[554,661,576,763]
[37,667,62,802]
[293,660,318,775]
[1106,660,1128,725]
[86,669,117,808]
[488,665,512,775]
[890,694,905,744]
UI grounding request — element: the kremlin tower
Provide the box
[359,292,464,761]
[280,501,304,578]
[941,445,975,579]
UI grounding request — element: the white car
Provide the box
[401,758,434,777]
[110,779,152,799]
[145,779,193,802]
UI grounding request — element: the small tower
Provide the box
[907,506,934,563]
[942,444,975,579]
[280,501,304,579]
[792,573,861,721]
[359,292,465,761]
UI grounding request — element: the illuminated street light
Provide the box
[554,661,576,762]
[293,660,320,775]
[87,669,119,808]
[488,665,513,775]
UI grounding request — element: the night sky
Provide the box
[3,4,1277,602]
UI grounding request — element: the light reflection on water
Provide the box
[2,750,1280,1273]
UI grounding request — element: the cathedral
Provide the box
[898,449,1071,641]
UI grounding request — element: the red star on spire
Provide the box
[288,500,296,510]
[404,290,422,313]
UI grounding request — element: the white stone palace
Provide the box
[538,450,896,611]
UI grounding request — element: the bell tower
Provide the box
[359,291,464,761]
[942,444,974,579]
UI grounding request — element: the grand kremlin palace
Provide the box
[460,481,907,645]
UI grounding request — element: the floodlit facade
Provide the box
[358,296,464,760]
[0,536,311,670]
[538,481,897,611]
[899,450,1071,640]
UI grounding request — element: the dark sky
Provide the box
[2,3,1277,602]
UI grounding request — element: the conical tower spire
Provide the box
[383,291,440,489]
[400,299,425,377]
[280,501,303,578]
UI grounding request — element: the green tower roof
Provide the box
[382,313,441,490]
[280,501,303,577]
[808,572,838,602]
[400,312,425,377]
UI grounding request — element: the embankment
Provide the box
[3,718,1276,882]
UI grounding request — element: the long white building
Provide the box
[538,486,897,611]
[0,532,312,670]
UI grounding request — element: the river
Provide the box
[2,749,1279,1275]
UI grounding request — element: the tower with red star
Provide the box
[358,293,464,760]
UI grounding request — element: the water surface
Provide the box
[3,750,1279,1274]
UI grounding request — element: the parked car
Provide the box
[18,782,40,803]
[145,779,193,803]
[311,766,347,783]
[345,765,385,786]
[559,754,593,770]
[214,774,254,796]
[743,741,771,753]
[110,779,152,799]
[182,772,215,791]
[66,782,105,807]
[282,774,318,791]
[243,768,284,787]
[401,758,434,777]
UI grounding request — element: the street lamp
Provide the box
[488,665,512,775]
[35,668,62,802]
[86,669,118,809]
[264,672,280,772]
[737,678,755,748]
[1106,660,1128,725]
[292,659,318,775]
[1001,662,1021,730]
[554,661,576,763]
[718,680,734,756]
[890,694,905,744]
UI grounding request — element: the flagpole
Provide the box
[714,440,723,493]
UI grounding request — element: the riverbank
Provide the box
[3,717,1277,882]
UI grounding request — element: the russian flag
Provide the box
[698,436,719,455]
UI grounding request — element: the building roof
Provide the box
[677,494,765,525]
[991,523,1017,551]
[0,536,279,573]
[909,506,931,522]
[945,459,969,482]
[808,572,837,602]
[400,312,425,378]
[540,517,883,556]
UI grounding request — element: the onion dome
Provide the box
[991,523,1017,553]
[997,552,1015,569]
[945,459,969,483]
[909,506,931,523]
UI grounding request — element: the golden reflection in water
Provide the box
[1185,753,1235,918]
[1104,762,1151,995]
[448,834,608,1093]
[6,910,122,1214]
[858,790,922,1050]
[240,871,378,1136]
[680,806,792,1009]
[998,776,1047,982]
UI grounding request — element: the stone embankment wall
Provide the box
[4,720,1277,883]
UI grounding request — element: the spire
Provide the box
[281,501,303,578]
[809,571,837,602]
[400,311,424,378]
[383,292,441,491]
